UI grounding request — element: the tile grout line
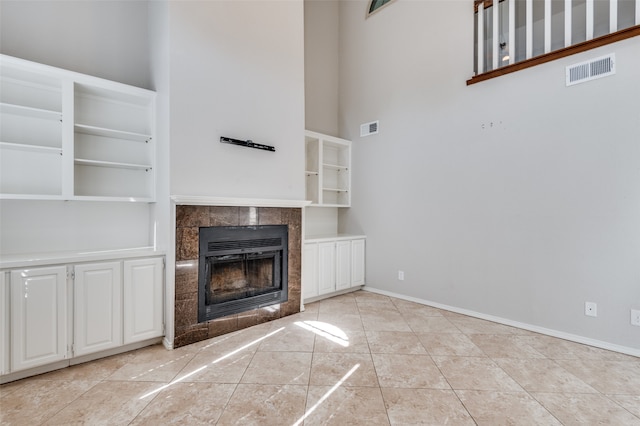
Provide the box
[355,293,393,426]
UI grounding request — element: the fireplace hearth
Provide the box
[174,204,301,348]
[198,225,288,322]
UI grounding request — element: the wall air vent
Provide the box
[566,54,615,86]
[360,120,379,137]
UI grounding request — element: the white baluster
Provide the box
[493,0,499,70]
[478,2,484,74]
[509,0,515,64]
[526,0,533,58]
[610,0,618,33]
[565,0,572,47]
[545,0,552,53]
[586,0,594,40]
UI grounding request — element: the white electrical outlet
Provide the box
[398,270,404,281]
[631,309,640,326]
[585,302,597,317]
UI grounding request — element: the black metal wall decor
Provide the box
[220,136,276,152]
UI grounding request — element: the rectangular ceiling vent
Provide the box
[566,54,615,86]
[360,120,379,137]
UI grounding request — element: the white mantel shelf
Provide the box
[171,195,311,208]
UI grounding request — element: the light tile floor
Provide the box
[1,291,639,425]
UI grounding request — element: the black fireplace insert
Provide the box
[198,225,288,322]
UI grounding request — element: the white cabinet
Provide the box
[305,131,351,207]
[351,239,366,286]
[318,242,337,295]
[123,257,163,344]
[10,266,68,372]
[74,262,122,357]
[302,243,319,299]
[0,54,156,202]
[303,236,366,301]
[1,255,163,380]
[335,241,351,291]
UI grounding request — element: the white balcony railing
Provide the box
[474,0,640,75]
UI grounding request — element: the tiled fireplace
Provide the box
[174,204,302,348]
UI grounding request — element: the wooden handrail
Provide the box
[467,25,640,85]
[474,0,504,13]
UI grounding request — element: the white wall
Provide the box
[0,0,150,89]
[167,0,305,200]
[304,0,340,237]
[305,0,340,135]
[0,201,151,255]
[337,1,640,350]
[148,0,171,252]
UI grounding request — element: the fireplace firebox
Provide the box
[198,225,288,322]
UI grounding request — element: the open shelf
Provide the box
[322,163,348,171]
[305,131,351,207]
[1,54,156,202]
[74,158,152,171]
[74,124,151,143]
[71,195,155,203]
[0,194,65,201]
[0,147,63,196]
[0,142,62,155]
[0,103,62,121]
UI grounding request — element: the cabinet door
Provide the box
[318,242,336,295]
[1,272,8,375]
[10,266,67,372]
[302,243,319,299]
[335,241,351,291]
[351,239,366,287]
[123,258,163,344]
[74,262,122,357]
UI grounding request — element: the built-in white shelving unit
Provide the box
[0,62,64,198]
[0,56,164,383]
[303,130,364,304]
[0,54,156,202]
[305,130,351,207]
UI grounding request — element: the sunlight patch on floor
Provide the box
[294,320,349,347]
[129,353,192,380]
[138,327,285,399]
[292,363,361,426]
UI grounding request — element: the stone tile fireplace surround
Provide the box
[174,203,302,348]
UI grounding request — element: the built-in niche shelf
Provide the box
[0,54,156,202]
[305,130,351,207]
[0,142,62,155]
[74,159,153,171]
[0,61,64,197]
[74,124,152,143]
[0,102,62,121]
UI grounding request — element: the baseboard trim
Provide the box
[1,337,163,384]
[363,286,640,358]
[304,286,363,305]
[162,337,173,350]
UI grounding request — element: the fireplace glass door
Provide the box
[198,225,288,322]
[205,251,281,305]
